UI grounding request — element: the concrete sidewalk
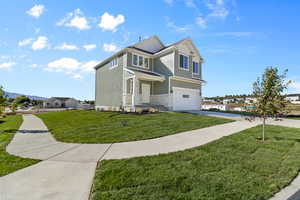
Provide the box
[0,114,298,200]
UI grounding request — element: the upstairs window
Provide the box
[133,54,138,66]
[179,54,189,70]
[144,58,149,68]
[110,58,118,69]
[193,61,199,74]
[132,54,150,68]
[138,56,143,66]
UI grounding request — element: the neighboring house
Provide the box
[94,36,205,111]
[285,94,300,104]
[202,103,228,111]
[43,97,79,108]
[245,97,257,104]
[223,98,235,104]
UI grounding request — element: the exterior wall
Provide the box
[174,43,202,80]
[152,51,175,95]
[95,54,124,108]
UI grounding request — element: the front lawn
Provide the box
[0,115,38,177]
[91,125,300,200]
[36,110,233,143]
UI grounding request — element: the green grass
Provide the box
[36,110,233,143]
[91,125,300,200]
[0,115,38,177]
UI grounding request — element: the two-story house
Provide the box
[94,36,205,111]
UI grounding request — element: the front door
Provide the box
[141,84,150,103]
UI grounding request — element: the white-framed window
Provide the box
[138,56,143,66]
[132,54,150,69]
[193,61,199,74]
[179,54,189,70]
[144,57,149,68]
[133,54,138,66]
[110,57,118,69]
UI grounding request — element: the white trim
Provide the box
[178,53,189,71]
[127,67,163,77]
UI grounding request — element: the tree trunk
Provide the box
[262,118,266,142]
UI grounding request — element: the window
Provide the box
[144,58,149,68]
[182,94,190,98]
[132,54,149,68]
[193,61,199,74]
[110,58,118,69]
[179,54,189,70]
[133,54,138,66]
[138,56,143,66]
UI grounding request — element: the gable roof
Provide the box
[95,36,203,69]
[129,35,165,53]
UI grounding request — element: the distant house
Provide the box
[285,94,300,104]
[43,97,79,108]
[202,103,228,111]
[245,97,257,104]
[223,99,235,104]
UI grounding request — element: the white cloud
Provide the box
[215,32,253,37]
[98,12,125,32]
[0,62,16,69]
[83,44,96,51]
[55,42,79,50]
[196,17,207,29]
[185,0,196,8]
[31,64,38,68]
[81,61,98,72]
[27,5,45,18]
[103,43,118,52]
[166,17,191,32]
[73,74,82,79]
[46,58,80,73]
[18,38,33,46]
[205,0,229,20]
[164,0,174,5]
[32,36,48,50]
[290,81,300,92]
[57,9,90,30]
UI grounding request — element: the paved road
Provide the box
[0,114,299,200]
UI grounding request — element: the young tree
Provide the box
[0,86,7,116]
[252,67,290,141]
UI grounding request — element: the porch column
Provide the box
[132,76,135,107]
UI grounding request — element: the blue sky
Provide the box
[1,0,300,100]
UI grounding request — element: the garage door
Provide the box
[173,87,200,111]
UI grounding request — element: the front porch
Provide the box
[123,68,170,111]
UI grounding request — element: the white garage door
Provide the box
[173,87,200,111]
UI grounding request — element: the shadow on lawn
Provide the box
[18,130,49,134]
[274,136,300,143]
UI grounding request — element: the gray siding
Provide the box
[95,55,124,107]
[153,81,169,95]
